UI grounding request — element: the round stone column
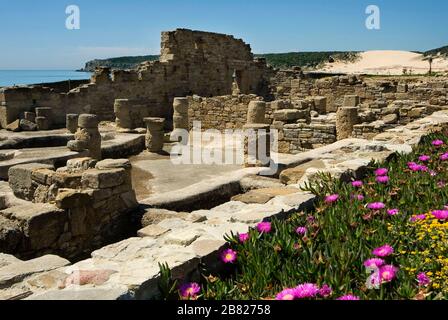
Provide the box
[243,123,271,167]
[246,101,266,124]
[114,99,133,129]
[144,117,165,153]
[35,107,53,130]
[66,114,79,134]
[336,107,359,140]
[173,98,189,131]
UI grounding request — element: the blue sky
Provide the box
[0,0,447,69]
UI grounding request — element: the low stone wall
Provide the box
[0,158,138,260]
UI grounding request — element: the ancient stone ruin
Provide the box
[0,29,448,300]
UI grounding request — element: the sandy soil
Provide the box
[317,50,448,75]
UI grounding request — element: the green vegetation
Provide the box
[424,46,448,57]
[78,55,159,72]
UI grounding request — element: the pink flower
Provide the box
[221,249,237,264]
[296,227,308,235]
[238,233,249,243]
[325,194,339,203]
[337,295,360,300]
[408,162,428,172]
[432,139,444,147]
[440,153,448,161]
[367,202,385,210]
[419,155,431,162]
[410,214,427,222]
[353,194,365,201]
[294,283,319,299]
[372,244,394,257]
[319,284,333,297]
[257,222,272,234]
[364,258,385,269]
[387,209,400,216]
[376,176,390,184]
[375,168,389,176]
[275,288,296,300]
[417,272,430,286]
[351,181,363,187]
[430,170,438,177]
[431,210,448,220]
[379,265,398,282]
[179,282,201,299]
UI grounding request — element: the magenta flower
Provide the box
[179,282,201,299]
[408,162,428,172]
[319,284,333,298]
[351,194,365,201]
[337,295,360,300]
[221,249,237,264]
[367,202,385,210]
[325,194,339,204]
[375,168,389,176]
[351,180,363,187]
[379,265,398,282]
[387,209,400,216]
[296,227,308,235]
[364,258,385,269]
[238,233,250,243]
[419,155,431,162]
[410,214,427,222]
[440,153,448,161]
[432,139,444,147]
[376,176,390,184]
[417,272,430,286]
[294,283,319,299]
[372,244,394,257]
[257,222,272,234]
[431,210,448,220]
[275,288,296,300]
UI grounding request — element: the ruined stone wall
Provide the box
[0,29,272,129]
[0,158,138,260]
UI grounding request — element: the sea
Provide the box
[0,70,92,87]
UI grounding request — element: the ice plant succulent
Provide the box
[179,282,201,300]
[432,139,444,147]
[387,209,400,216]
[337,295,360,300]
[379,265,398,282]
[294,283,319,299]
[419,155,431,162]
[375,168,389,176]
[325,194,339,204]
[275,288,296,300]
[440,153,448,161]
[319,285,333,298]
[257,222,272,234]
[367,202,385,210]
[364,258,385,269]
[221,249,237,264]
[372,244,394,257]
[431,210,448,220]
[376,176,390,184]
[238,233,249,243]
[296,227,308,235]
[417,272,430,286]
[351,180,363,187]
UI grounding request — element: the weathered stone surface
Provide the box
[0,253,21,269]
[280,167,307,185]
[19,119,37,131]
[165,231,200,246]
[0,255,70,287]
[382,113,399,124]
[8,163,54,201]
[78,114,99,128]
[141,208,189,227]
[6,119,21,132]
[66,114,79,133]
[95,159,131,170]
[81,168,126,189]
[240,175,285,191]
[55,189,91,209]
[343,95,360,107]
[137,225,170,238]
[336,107,359,140]
[274,109,303,121]
[25,287,130,300]
[64,270,116,287]
[231,191,273,204]
[67,157,97,173]
[246,101,266,124]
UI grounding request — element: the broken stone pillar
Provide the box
[35,107,53,129]
[246,101,266,124]
[144,117,165,153]
[67,114,102,160]
[336,107,359,140]
[114,99,133,129]
[66,114,79,134]
[173,98,189,131]
[24,112,36,123]
[343,95,360,107]
[243,123,271,167]
[313,96,327,114]
[35,117,49,131]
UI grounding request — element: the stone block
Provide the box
[78,114,99,128]
[6,119,20,132]
[273,109,303,122]
[19,119,37,131]
[343,95,360,107]
[8,163,54,201]
[81,168,126,189]
[137,225,170,238]
[55,189,91,209]
[67,157,97,173]
[95,159,131,170]
[35,116,49,130]
[24,112,36,123]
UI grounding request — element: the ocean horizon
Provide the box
[0,70,92,87]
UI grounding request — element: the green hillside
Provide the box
[424,45,448,57]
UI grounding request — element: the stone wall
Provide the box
[0,29,272,130]
[0,158,138,260]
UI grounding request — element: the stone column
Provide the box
[343,95,360,107]
[67,114,102,160]
[246,101,266,124]
[336,107,359,140]
[243,123,271,167]
[114,99,133,130]
[66,114,79,134]
[24,112,36,123]
[144,117,165,153]
[35,107,53,130]
[173,98,189,131]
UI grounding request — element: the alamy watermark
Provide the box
[66,5,80,30]
[365,5,380,30]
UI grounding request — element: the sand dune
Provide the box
[317,50,448,75]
